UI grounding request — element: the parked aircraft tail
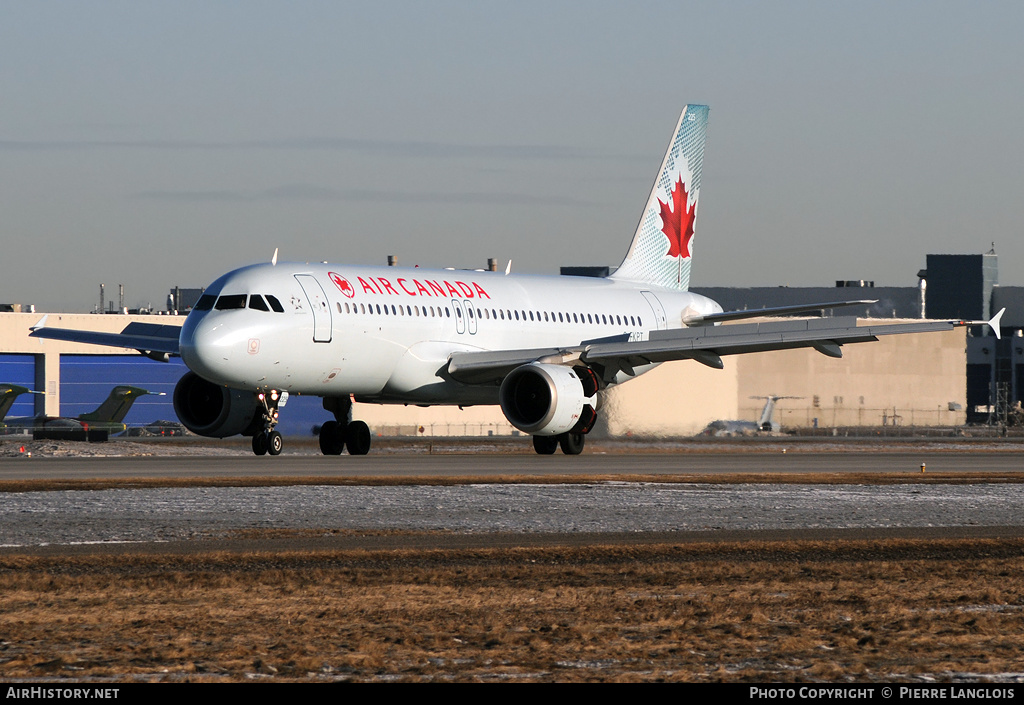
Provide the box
[0,384,33,423]
[78,386,153,424]
[610,104,709,292]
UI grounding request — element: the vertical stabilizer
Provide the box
[78,386,152,424]
[0,384,32,423]
[610,104,709,291]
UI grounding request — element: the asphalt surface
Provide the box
[1,438,1023,555]
[2,447,1022,480]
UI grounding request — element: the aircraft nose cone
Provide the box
[179,312,236,384]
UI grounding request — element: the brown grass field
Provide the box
[3,536,1024,682]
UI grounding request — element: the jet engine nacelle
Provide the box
[173,371,263,438]
[499,363,597,436]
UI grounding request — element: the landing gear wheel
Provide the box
[559,432,585,455]
[318,420,345,455]
[533,435,559,455]
[346,420,372,455]
[267,430,283,456]
[252,432,269,456]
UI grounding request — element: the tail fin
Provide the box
[609,104,709,291]
[78,386,152,424]
[0,384,33,422]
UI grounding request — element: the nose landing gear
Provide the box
[251,390,286,456]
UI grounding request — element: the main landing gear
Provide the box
[318,419,371,455]
[251,390,286,456]
[533,432,586,455]
[318,395,372,456]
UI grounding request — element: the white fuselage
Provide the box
[179,262,723,405]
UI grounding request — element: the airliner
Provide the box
[31,105,999,456]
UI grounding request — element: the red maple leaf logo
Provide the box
[659,174,696,259]
[329,272,355,298]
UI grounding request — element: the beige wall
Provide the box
[735,323,966,429]
[356,402,518,438]
[596,360,738,437]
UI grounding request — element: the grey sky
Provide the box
[2,1,1022,312]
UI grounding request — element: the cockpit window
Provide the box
[248,295,270,311]
[194,294,216,311]
[215,294,247,310]
[265,295,285,313]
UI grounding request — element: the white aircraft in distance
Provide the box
[31,105,1004,457]
[700,395,803,436]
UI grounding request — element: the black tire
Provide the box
[318,420,345,455]
[559,432,585,455]
[267,430,283,456]
[346,420,372,455]
[251,432,269,456]
[533,435,559,455]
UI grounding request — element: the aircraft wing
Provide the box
[29,318,181,356]
[447,347,566,384]
[447,315,986,384]
[581,317,960,375]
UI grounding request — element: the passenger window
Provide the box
[215,294,247,310]
[265,295,285,313]
[249,295,270,312]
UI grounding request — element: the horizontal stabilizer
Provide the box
[683,300,878,325]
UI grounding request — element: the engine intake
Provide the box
[499,363,597,436]
[173,371,263,438]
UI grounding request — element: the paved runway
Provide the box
[1,448,1022,481]
[2,441,1022,555]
